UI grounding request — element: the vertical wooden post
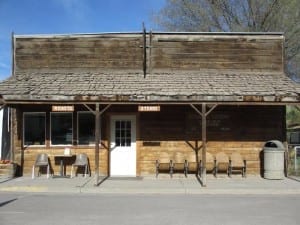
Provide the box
[142,23,147,78]
[94,103,100,186]
[11,32,15,77]
[190,103,217,187]
[202,103,207,187]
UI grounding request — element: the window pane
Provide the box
[116,138,120,146]
[121,130,125,138]
[126,138,131,146]
[121,139,126,146]
[121,121,125,129]
[115,120,131,147]
[24,113,45,145]
[51,113,73,145]
[78,112,95,145]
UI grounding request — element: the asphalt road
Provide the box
[0,193,299,225]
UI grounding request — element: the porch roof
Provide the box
[0,68,300,104]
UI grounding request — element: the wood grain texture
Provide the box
[151,34,283,72]
[15,35,143,70]
[13,103,285,176]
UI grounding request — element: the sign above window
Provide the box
[52,105,74,112]
[138,105,160,112]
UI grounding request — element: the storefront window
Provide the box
[78,112,95,145]
[23,113,46,146]
[51,112,73,145]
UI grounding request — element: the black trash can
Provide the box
[263,140,285,179]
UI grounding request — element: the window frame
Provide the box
[23,112,46,147]
[50,112,73,146]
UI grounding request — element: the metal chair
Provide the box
[70,153,90,178]
[184,152,199,177]
[155,152,174,178]
[173,152,186,176]
[229,152,246,177]
[32,153,50,179]
[199,152,216,177]
[215,152,230,177]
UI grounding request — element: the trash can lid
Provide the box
[264,140,285,149]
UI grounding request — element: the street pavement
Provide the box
[1,174,300,195]
[1,193,300,225]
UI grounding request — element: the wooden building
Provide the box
[0,31,299,185]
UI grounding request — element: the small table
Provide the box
[54,155,75,178]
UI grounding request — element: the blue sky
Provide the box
[0,0,165,80]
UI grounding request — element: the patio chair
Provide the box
[156,152,174,178]
[70,153,90,178]
[229,152,247,177]
[32,153,50,179]
[215,152,230,177]
[173,152,186,176]
[199,152,216,177]
[184,152,199,176]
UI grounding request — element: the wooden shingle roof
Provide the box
[0,69,299,103]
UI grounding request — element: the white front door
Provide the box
[110,115,136,176]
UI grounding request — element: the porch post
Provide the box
[202,104,207,187]
[94,103,100,186]
[190,103,217,187]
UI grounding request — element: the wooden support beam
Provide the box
[0,104,7,111]
[11,32,15,77]
[190,104,218,187]
[82,103,111,185]
[83,104,94,114]
[190,104,203,117]
[94,104,111,186]
[142,23,146,78]
[206,104,218,116]
[94,104,100,186]
[201,103,207,187]
[83,104,111,116]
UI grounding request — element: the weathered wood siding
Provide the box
[138,105,285,175]
[150,34,284,72]
[15,34,144,70]
[14,33,284,73]
[13,105,110,176]
[14,105,285,176]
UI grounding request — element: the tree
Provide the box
[287,106,300,127]
[154,0,300,79]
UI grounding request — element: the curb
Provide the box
[1,185,300,195]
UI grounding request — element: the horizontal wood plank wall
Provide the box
[150,34,283,72]
[14,104,112,176]
[15,34,144,70]
[138,105,285,176]
[15,105,285,176]
[15,33,284,73]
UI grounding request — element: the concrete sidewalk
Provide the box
[1,175,300,195]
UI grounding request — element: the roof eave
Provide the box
[1,94,300,105]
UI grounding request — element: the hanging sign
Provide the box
[138,105,160,112]
[52,105,74,112]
